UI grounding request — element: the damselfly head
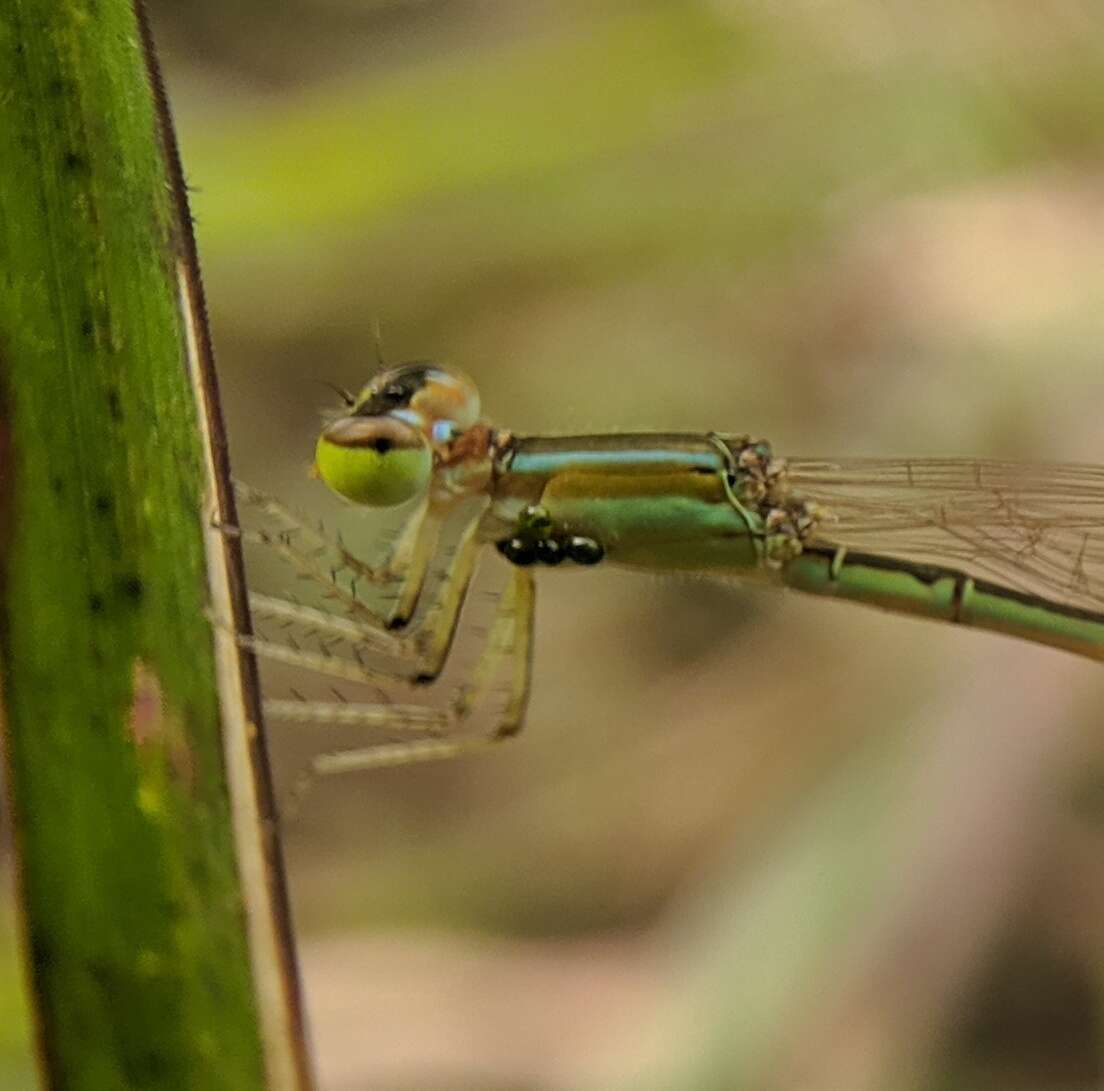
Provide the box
[314,362,482,507]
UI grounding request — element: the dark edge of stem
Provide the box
[133,6,314,1087]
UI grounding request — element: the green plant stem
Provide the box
[0,2,312,1087]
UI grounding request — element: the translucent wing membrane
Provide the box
[786,457,1104,611]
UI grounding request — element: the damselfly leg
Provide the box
[228,474,533,811]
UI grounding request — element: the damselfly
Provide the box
[236,362,1104,793]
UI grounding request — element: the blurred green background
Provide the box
[7,1,1104,1088]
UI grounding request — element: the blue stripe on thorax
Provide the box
[505,435,726,479]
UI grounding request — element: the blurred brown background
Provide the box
[6,2,1104,1088]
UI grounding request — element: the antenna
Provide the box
[317,380,355,407]
[371,316,386,372]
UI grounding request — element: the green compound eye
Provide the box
[314,416,432,507]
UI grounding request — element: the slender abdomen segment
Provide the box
[783,546,1104,661]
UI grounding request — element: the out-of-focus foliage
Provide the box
[5,2,1104,1087]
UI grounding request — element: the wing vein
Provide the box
[786,456,1104,611]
